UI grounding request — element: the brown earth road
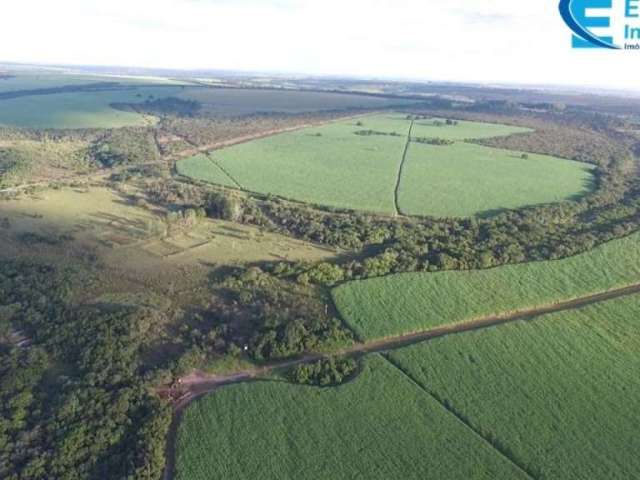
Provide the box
[162,280,640,480]
[166,111,377,162]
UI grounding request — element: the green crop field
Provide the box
[178,114,594,217]
[398,142,595,217]
[0,86,182,129]
[178,119,410,213]
[175,354,529,480]
[388,294,640,480]
[333,231,640,340]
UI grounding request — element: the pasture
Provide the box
[178,114,594,217]
[398,142,595,217]
[388,294,640,480]
[175,354,530,480]
[0,86,182,129]
[0,185,334,272]
[332,231,640,340]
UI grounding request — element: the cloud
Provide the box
[0,0,637,91]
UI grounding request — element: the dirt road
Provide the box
[161,280,640,479]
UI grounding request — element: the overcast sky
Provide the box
[0,0,636,91]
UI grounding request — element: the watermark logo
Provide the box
[559,0,640,50]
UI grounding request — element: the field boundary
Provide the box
[382,354,537,479]
[393,119,414,216]
[204,153,243,189]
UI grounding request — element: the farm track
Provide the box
[382,355,537,479]
[167,111,376,161]
[204,153,243,189]
[162,280,640,480]
[393,120,414,216]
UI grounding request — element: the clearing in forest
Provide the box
[178,114,594,217]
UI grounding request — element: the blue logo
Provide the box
[559,0,640,50]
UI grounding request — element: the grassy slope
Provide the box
[333,232,640,340]
[207,119,410,213]
[175,355,529,480]
[0,86,181,129]
[388,294,640,480]
[398,142,595,217]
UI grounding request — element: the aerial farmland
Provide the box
[2,64,640,480]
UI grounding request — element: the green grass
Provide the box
[0,86,182,129]
[398,142,595,217]
[388,294,640,480]
[332,231,640,340]
[175,354,530,480]
[178,114,593,216]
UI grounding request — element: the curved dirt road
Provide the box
[162,281,640,480]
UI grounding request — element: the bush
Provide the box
[297,262,345,286]
[206,191,244,221]
[289,357,358,386]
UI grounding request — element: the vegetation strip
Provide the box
[381,355,537,480]
[393,119,414,215]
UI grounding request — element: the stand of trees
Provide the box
[289,357,357,386]
[411,137,454,145]
[0,261,172,480]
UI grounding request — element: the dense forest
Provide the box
[0,262,171,480]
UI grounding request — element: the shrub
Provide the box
[289,357,357,386]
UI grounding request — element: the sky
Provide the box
[0,0,637,91]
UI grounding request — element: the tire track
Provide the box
[393,119,414,216]
[382,355,537,480]
[204,153,243,189]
